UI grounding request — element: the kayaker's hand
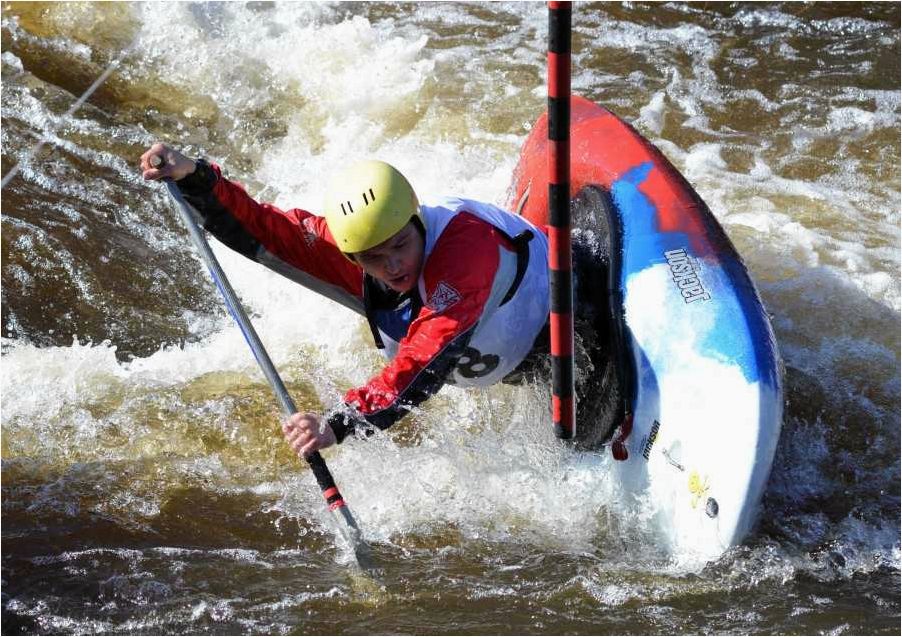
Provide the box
[140,142,196,182]
[282,412,337,457]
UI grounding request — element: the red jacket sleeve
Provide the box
[178,160,363,300]
[329,212,512,440]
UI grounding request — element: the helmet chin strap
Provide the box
[411,214,426,238]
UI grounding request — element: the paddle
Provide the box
[156,165,369,565]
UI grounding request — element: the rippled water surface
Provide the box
[2,2,899,635]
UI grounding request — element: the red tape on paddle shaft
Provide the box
[548,1,574,440]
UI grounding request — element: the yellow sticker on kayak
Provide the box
[688,471,710,509]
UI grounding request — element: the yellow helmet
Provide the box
[323,160,421,254]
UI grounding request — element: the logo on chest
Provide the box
[427,281,461,313]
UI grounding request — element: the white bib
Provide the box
[377,197,549,387]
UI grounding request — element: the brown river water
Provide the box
[1,2,899,634]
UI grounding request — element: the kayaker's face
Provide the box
[352,221,424,293]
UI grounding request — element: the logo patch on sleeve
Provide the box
[301,217,319,246]
[427,281,461,312]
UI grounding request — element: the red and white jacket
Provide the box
[177,160,549,442]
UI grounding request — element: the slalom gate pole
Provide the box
[160,177,367,562]
[547,1,575,440]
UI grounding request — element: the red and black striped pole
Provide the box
[548,1,574,440]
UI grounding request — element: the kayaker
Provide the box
[140,143,552,457]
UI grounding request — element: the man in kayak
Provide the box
[140,143,553,458]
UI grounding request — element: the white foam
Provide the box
[272,384,620,553]
[1,49,24,73]
[2,337,126,422]
[638,91,666,136]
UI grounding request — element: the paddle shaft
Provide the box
[547,1,575,439]
[162,179,362,545]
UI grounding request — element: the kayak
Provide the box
[509,96,784,560]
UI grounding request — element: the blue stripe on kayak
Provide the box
[610,161,766,384]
